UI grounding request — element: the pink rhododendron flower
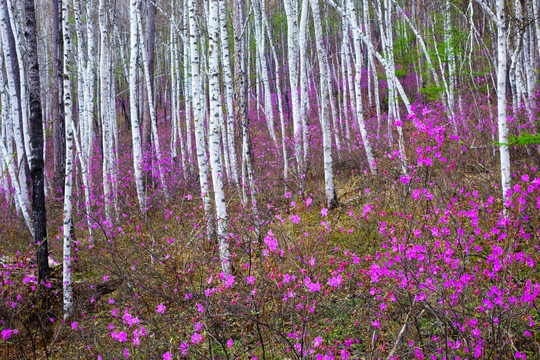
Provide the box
[191,332,202,344]
[327,274,343,288]
[196,303,205,313]
[1,329,16,340]
[157,304,166,314]
[224,274,235,288]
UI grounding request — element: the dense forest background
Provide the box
[1,0,540,358]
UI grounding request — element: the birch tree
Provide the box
[218,0,239,188]
[129,0,146,211]
[52,0,65,197]
[61,0,74,317]
[0,45,32,233]
[24,0,49,285]
[473,0,510,203]
[189,0,214,239]
[262,8,289,189]
[310,0,337,208]
[234,0,259,235]
[253,0,277,147]
[208,0,231,274]
[136,8,168,196]
[346,0,377,175]
[283,0,304,173]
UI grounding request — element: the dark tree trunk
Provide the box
[24,0,49,284]
[52,0,65,197]
[142,0,156,153]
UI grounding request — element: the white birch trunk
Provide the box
[326,0,412,115]
[495,0,511,201]
[170,18,188,177]
[5,0,31,162]
[99,0,115,221]
[475,0,511,199]
[84,0,96,167]
[61,0,73,318]
[217,0,238,184]
[340,38,352,149]
[129,0,146,211]
[347,0,377,174]
[136,10,168,197]
[444,0,456,118]
[262,9,289,189]
[254,0,277,147]
[0,51,32,233]
[71,0,94,240]
[183,0,194,173]
[208,0,232,274]
[311,0,337,208]
[189,0,214,239]
[532,0,540,66]
[299,0,310,163]
[0,3,32,229]
[283,0,303,172]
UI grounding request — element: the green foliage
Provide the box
[495,133,540,147]
[420,84,443,101]
[393,23,418,70]
[395,67,407,78]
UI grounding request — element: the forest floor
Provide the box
[2,103,540,359]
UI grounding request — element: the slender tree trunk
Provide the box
[234,0,259,235]
[444,0,457,118]
[208,0,232,274]
[218,0,239,188]
[0,48,32,232]
[254,0,278,147]
[262,8,289,190]
[51,0,66,196]
[61,0,73,317]
[24,0,49,285]
[129,0,146,211]
[142,0,156,153]
[311,0,337,208]
[137,9,168,196]
[6,0,32,164]
[495,0,510,201]
[283,0,303,174]
[99,0,114,220]
[189,0,214,239]
[347,0,377,174]
[0,1,32,233]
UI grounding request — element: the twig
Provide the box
[386,310,412,360]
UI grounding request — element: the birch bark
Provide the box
[347,0,377,174]
[208,0,232,274]
[218,0,239,187]
[283,0,304,172]
[189,0,214,239]
[61,0,73,316]
[311,0,337,208]
[129,0,146,211]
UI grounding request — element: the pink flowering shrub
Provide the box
[1,95,539,360]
